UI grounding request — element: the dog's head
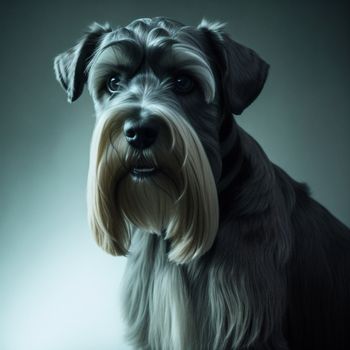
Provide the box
[54,17,269,264]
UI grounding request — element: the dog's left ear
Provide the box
[198,20,269,115]
[54,23,112,103]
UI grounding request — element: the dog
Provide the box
[54,17,350,350]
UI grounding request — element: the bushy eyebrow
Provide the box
[88,40,143,73]
[156,43,216,102]
[87,40,143,96]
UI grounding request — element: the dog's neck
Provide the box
[218,115,276,222]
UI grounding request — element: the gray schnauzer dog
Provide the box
[54,17,350,350]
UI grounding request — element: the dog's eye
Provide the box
[173,75,194,94]
[107,75,121,93]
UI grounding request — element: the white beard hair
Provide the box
[87,100,219,264]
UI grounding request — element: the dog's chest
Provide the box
[122,233,198,350]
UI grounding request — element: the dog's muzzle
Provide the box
[123,117,160,178]
[87,103,219,263]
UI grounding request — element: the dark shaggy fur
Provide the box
[219,123,350,349]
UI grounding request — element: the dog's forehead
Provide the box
[95,17,205,63]
[125,17,185,36]
[100,18,181,46]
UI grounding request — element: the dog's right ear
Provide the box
[54,23,112,103]
[198,20,269,116]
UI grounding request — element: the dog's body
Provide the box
[54,17,350,350]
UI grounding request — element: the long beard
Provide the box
[87,103,219,264]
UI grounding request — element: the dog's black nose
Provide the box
[123,119,159,149]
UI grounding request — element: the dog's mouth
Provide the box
[130,166,158,178]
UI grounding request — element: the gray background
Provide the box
[1,0,349,349]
